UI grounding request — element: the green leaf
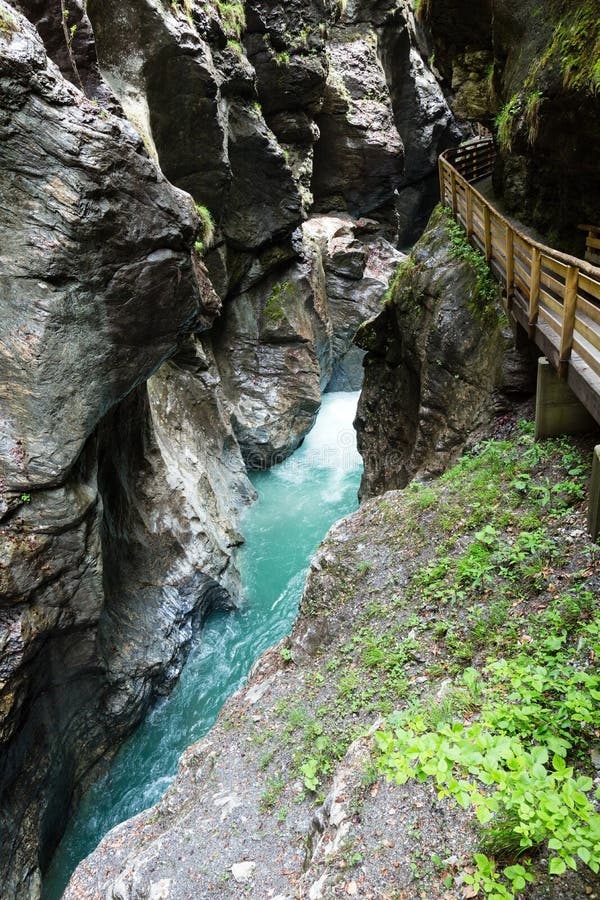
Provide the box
[577,846,591,864]
[549,857,566,876]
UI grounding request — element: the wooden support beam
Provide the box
[439,157,446,206]
[483,206,492,261]
[466,189,473,238]
[588,446,600,542]
[505,225,514,307]
[528,247,541,339]
[558,265,580,378]
[450,169,457,215]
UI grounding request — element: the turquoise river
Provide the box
[43,391,363,898]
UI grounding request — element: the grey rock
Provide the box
[312,24,405,220]
[0,3,205,491]
[354,204,536,498]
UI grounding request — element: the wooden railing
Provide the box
[439,139,600,423]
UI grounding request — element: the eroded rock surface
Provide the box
[355,205,537,498]
[0,5,253,894]
[0,4,204,492]
[0,0,465,891]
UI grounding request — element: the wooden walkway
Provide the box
[439,139,600,425]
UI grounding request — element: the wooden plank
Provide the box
[472,234,485,255]
[466,189,473,238]
[574,314,600,352]
[451,170,457,215]
[439,158,446,205]
[514,259,532,286]
[542,255,569,278]
[559,265,579,372]
[539,308,562,336]
[538,288,563,320]
[579,272,600,302]
[515,274,530,299]
[573,336,600,377]
[514,243,532,265]
[540,268,566,299]
[529,247,541,332]
[586,236,600,250]
[577,294,600,326]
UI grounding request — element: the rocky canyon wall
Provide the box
[0,0,462,892]
[419,0,600,255]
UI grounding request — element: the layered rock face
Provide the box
[0,5,252,894]
[355,205,537,498]
[0,0,462,892]
[420,0,600,255]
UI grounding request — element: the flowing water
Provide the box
[43,391,363,899]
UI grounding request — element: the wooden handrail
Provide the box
[438,140,600,423]
[440,141,600,279]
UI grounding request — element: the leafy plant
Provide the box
[495,95,521,152]
[375,607,600,897]
[445,214,501,326]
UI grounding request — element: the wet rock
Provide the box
[423,0,600,255]
[0,6,252,893]
[213,257,325,468]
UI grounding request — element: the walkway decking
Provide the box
[439,139,600,425]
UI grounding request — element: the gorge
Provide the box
[0,0,599,898]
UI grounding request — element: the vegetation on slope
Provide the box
[268,420,599,897]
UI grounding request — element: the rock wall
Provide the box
[355,205,537,498]
[0,0,462,892]
[419,0,600,255]
[0,4,257,893]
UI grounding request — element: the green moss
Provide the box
[526,1,600,95]
[382,257,416,308]
[0,8,16,34]
[495,94,521,152]
[275,50,290,67]
[443,211,501,328]
[215,0,246,39]
[412,0,432,23]
[264,280,294,323]
[193,203,215,255]
[524,89,544,145]
[170,0,193,23]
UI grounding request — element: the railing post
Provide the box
[505,225,514,308]
[528,247,541,338]
[439,157,446,206]
[450,170,457,215]
[466,189,473,238]
[559,265,580,378]
[483,206,492,262]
